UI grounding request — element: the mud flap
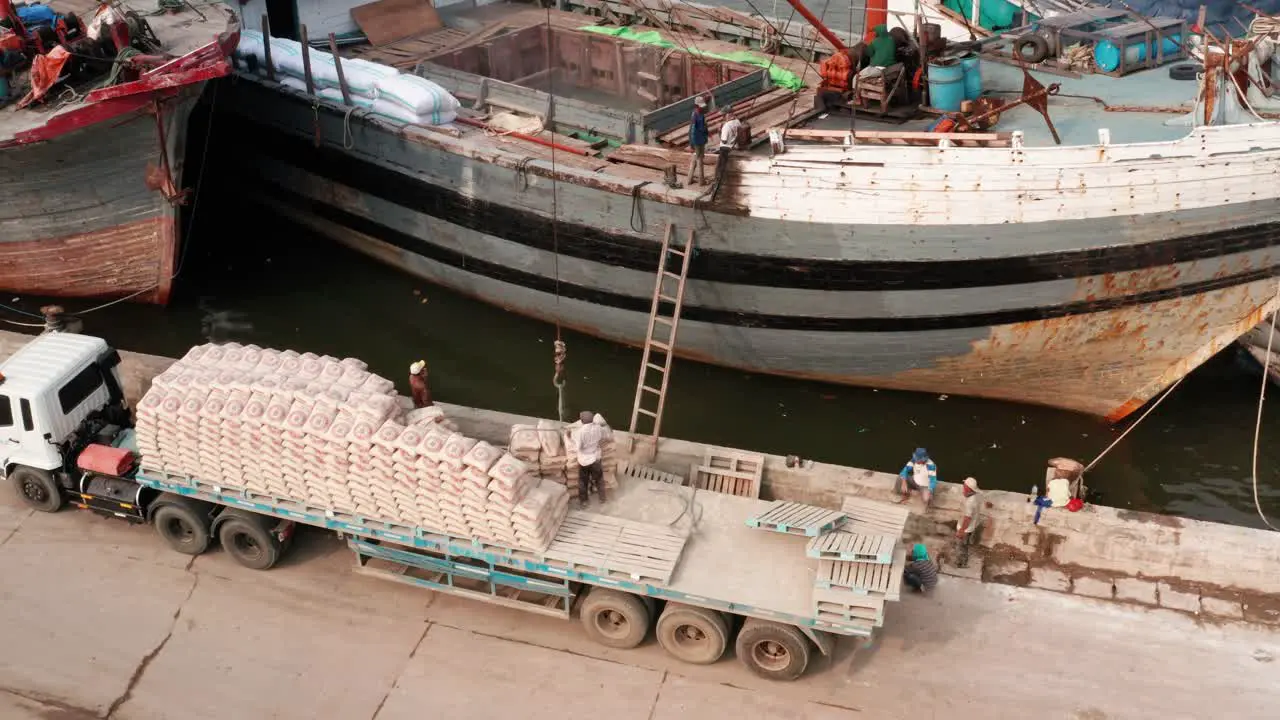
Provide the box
[799,626,836,657]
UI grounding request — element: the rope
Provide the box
[552,339,567,422]
[1250,16,1280,38]
[342,105,357,150]
[545,5,566,420]
[0,302,44,319]
[1082,374,1187,474]
[1249,281,1280,531]
[1,318,46,328]
[515,156,534,192]
[630,181,651,232]
[101,47,141,88]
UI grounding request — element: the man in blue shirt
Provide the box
[896,447,937,506]
[686,95,709,186]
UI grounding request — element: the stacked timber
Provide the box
[805,497,912,631]
[134,343,569,552]
[654,88,819,149]
[508,419,619,493]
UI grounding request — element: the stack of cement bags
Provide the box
[508,418,620,493]
[234,30,460,126]
[135,342,567,553]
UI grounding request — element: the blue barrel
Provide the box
[928,60,965,112]
[1093,34,1182,73]
[959,53,982,101]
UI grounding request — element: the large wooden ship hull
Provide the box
[213,1,1280,419]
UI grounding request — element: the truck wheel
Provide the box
[218,518,281,570]
[152,504,211,556]
[11,467,62,513]
[579,588,650,649]
[734,619,811,681]
[656,603,729,664]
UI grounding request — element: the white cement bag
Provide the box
[374,74,459,116]
[461,441,501,473]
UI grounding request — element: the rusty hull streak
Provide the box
[0,217,174,304]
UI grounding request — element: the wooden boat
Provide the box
[0,1,239,305]
[212,0,1280,419]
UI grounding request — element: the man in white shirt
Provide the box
[953,476,983,568]
[719,106,744,151]
[574,410,612,504]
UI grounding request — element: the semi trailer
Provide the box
[2,332,903,681]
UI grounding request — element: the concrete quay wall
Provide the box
[2,329,1277,625]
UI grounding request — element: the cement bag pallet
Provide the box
[136,342,566,553]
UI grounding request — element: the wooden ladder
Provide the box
[628,222,695,453]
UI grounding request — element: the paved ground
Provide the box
[1,489,1278,720]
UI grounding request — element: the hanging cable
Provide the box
[0,301,44,319]
[1249,281,1280,531]
[546,5,567,421]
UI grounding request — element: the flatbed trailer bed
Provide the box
[134,467,880,639]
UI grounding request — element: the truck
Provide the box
[2,332,900,681]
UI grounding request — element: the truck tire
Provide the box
[152,504,212,556]
[11,466,62,513]
[655,603,729,664]
[218,517,281,570]
[734,619,811,681]
[579,588,650,649]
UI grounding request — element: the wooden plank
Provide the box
[351,0,443,47]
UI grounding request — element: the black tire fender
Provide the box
[1169,64,1200,81]
[1013,34,1050,64]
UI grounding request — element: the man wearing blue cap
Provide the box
[896,447,937,506]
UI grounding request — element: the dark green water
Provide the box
[7,96,1279,530]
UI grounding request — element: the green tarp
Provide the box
[578,25,805,90]
[940,0,1038,32]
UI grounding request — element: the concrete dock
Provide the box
[2,487,1278,720]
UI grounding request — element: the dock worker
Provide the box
[574,410,613,505]
[686,95,709,186]
[953,477,983,568]
[903,543,939,593]
[409,360,431,408]
[896,447,937,506]
[719,105,746,153]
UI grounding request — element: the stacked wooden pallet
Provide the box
[134,343,570,553]
[689,448,763,498]
[805,497,912,630]
[655,88,820,150]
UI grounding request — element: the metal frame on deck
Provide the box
[136,469,872,638]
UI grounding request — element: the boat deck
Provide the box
[334,1,1211,150]
[0,0,235,141]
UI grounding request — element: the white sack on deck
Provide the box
[373,74,459,119]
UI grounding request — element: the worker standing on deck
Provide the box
[574,410,612,505]
[896,447,937,506]
[719,105,745,154]
[953,477,983,568]
[686,95,709,186]
[903,543,939,593]
[409,360,431,408]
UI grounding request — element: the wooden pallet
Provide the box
[543,511,687,584]
[620,461,685,486]
[816,548,907,601]
[806,530,896,563]
[689,448,763,498]
[746,501,846,536]
[840,496,911,538]
[814,598,885,627]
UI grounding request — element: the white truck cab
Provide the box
[0,332,126,476]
